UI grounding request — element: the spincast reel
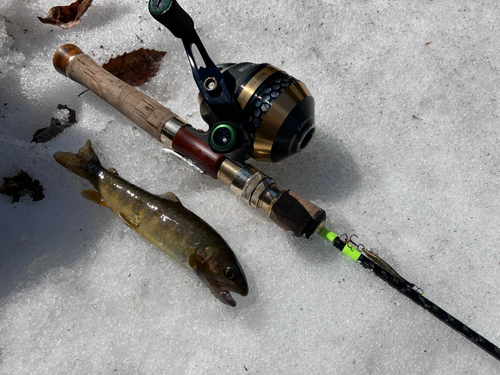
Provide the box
[149,0,315,162]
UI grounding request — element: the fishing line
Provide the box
[317,136,499,260]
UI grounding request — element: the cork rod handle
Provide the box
[53,44,177,141]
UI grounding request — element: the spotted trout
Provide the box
[53,140,248,306]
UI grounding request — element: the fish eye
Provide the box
[224,266,238,280]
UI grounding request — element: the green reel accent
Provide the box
[149,0,172,14]
[211,123,236,150]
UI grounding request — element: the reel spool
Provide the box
[149,0,315,162]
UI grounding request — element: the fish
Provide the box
[53,140,248,306]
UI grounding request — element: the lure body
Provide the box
[54,140,248,306]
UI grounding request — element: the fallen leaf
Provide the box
[38,0,93,29]
[102,49,167,86]
[31,119,70,143]
[0,170,45,203]
[32,104,77,143]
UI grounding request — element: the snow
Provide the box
[1,0,500,374]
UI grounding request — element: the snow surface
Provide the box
[1,0,500,374]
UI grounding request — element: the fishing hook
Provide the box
[345,234,365,251]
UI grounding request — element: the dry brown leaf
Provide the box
[0,170,45,203]
[102,49,167,86]
[32,104,77,143]
[38,0,93,29]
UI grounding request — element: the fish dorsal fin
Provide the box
[81,190,108,208]
[164,192,182,204]
[108,167,119,176]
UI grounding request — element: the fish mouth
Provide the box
[212,289,237,307]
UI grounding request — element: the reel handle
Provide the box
[149,0,252,161]
[53,44,177,142]
[148,0,194,39]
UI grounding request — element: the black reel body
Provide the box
[149,0,315,162]
[202,63,315,162]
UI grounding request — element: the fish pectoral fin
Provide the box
[118,211,140,230]
[164,192,182,204]
[108,167,119,176]
[188,253,200,269]
[81,190,108,208]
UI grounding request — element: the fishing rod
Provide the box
[52,0,500,362]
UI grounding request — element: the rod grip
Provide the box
[269,190,326,237]
[52,44,177,141]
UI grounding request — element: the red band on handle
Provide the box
[172,128,226,179]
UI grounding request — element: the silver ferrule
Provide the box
[160,116,190,148]
[217,159,283,212]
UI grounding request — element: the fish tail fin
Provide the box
[53,140,102,185]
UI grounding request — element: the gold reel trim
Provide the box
[236,65,280,110]
[253,81,311,161]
